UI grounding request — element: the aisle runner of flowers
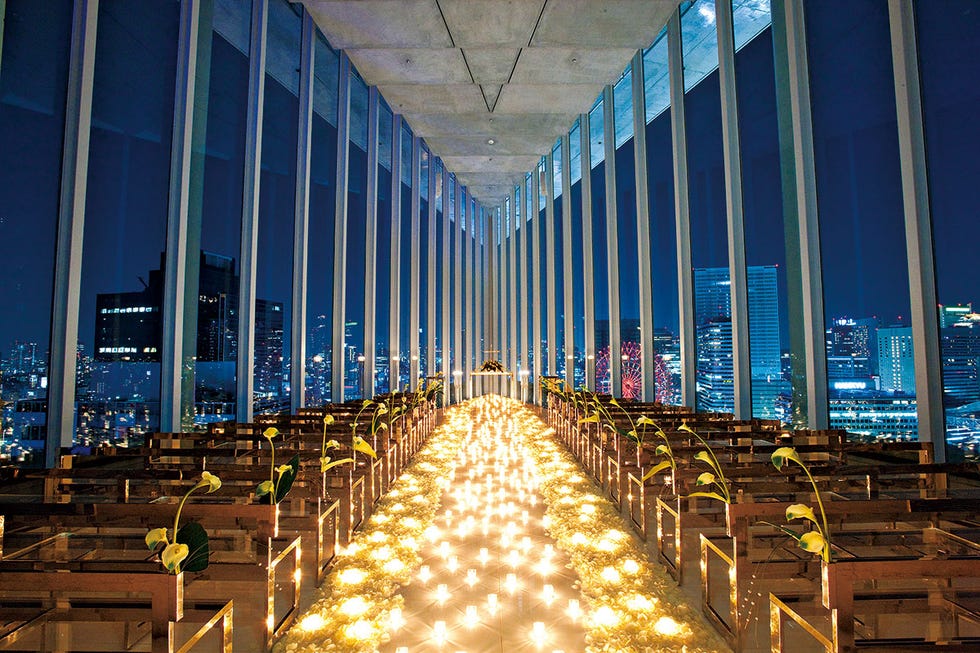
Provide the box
[277,404,471,652]
[521,400,729,653]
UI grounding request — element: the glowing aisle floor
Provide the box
[377,402,588,653]
[280,396,727,653]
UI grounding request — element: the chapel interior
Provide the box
[1,0,979,652]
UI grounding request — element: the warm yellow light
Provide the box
[465,568,478,587]
[371,546,392,561]
[298,613,325,632]
[566,599,582,621]
[654,616,683,636]
[338,568,366,584]
[505,573,519,594]
[530,621,548,647]
[622,559,640,575]
[542,584,556,606]
[383,558,405,573]
[600,567,621,583]
[487,593,499,615]
[435,583,450,605]
[419,565,432,583]
[627,594,655,611]
[591,605,620,627]
[447,555,459,573]
[339,597,370,617]
[345,619,373,640]
[389,607,405,631]
[478,547,490,565]
[464,605,479,628]
[433,620,448,645]
[571,532,587,546]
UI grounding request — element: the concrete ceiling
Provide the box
[299,0,679,206]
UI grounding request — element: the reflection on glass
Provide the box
[79,0,179,446]
[0,0,72,465]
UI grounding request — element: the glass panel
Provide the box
[916,0,980,460]
[418,147,429,380]
[538,162,549,375]
[807,0,915,442]
[553,142,566,378]
[255,0,300,413]
[397,128,413,389]
[306,33,338,406]
[0,0,72,464]
[644,30,670,123]
[80,0,179,446]
[613,67,634,147]
[683,0,733,414]
[589,101,611,394]
[734,9,791,422]
[645,36,681,405]
[374,103,393,395]
[434,160,444,374]
[615,69,641,398]
[344,71,368,399]
[190,0,252,426]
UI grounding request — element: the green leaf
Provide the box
[274,454,301,503]
[321,456,354,473]
[686,491,729,504]
[176,521,210,573]
[255,480,274,497]
[642,460,673,482]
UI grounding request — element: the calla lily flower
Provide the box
[786,503,818,525]
[325,439,340,450]
[771,446,800,471]
[197,471,222,493]
[637,416,656,427]
[275,464,293,477]
[799,531,826,554]
[696,471,716,486]
[161,542,189,572]
[376,403,388,416]
[694,450,714,466]
[263,427,279,441]
[323,414,335,425]
[256,480,275,497]
[145,527,169,551]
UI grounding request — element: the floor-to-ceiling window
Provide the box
[683,0,734,414]
[397,126,413,389]
[306,32,339,406]
[343,69,368,400]
[808,0,916,442]
[255,0,300,414]
[0,0,72,464]
[733,2,792,422]
[418,146,430,380]
[589,99,611,394]
[614,68,641,398]
[916,0,980,460]
[568,123,587,388]
[643,32,681,405]
[189,0,252,426]
[434,159,445,376]
[553,142,567,379]
[374,101,393,396]
[79,0,179,445]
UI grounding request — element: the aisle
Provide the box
[279,396,727,653]
[378,397,587,652]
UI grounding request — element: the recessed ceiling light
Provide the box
[487,138,495,145]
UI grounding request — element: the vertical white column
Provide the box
[667,9,696,409]
[509,191,519,398]
[603,85,622,396]
[330,52,351,402]
[362,86,380,400]
[237,0,268,420]
[426,157,437,384]
[161,0,201,430]
[771,0,828,427]
[888,0,945,461]
[631,52,656,402]
[289,10,314,411]
[531,165,543,402]
[409,137,421,389]
[717,0,752,418]
[388,115,402,392]
[579,118,596,392]
[48,0,99,465]
[441,167,451,403]
[545,151,558,378]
